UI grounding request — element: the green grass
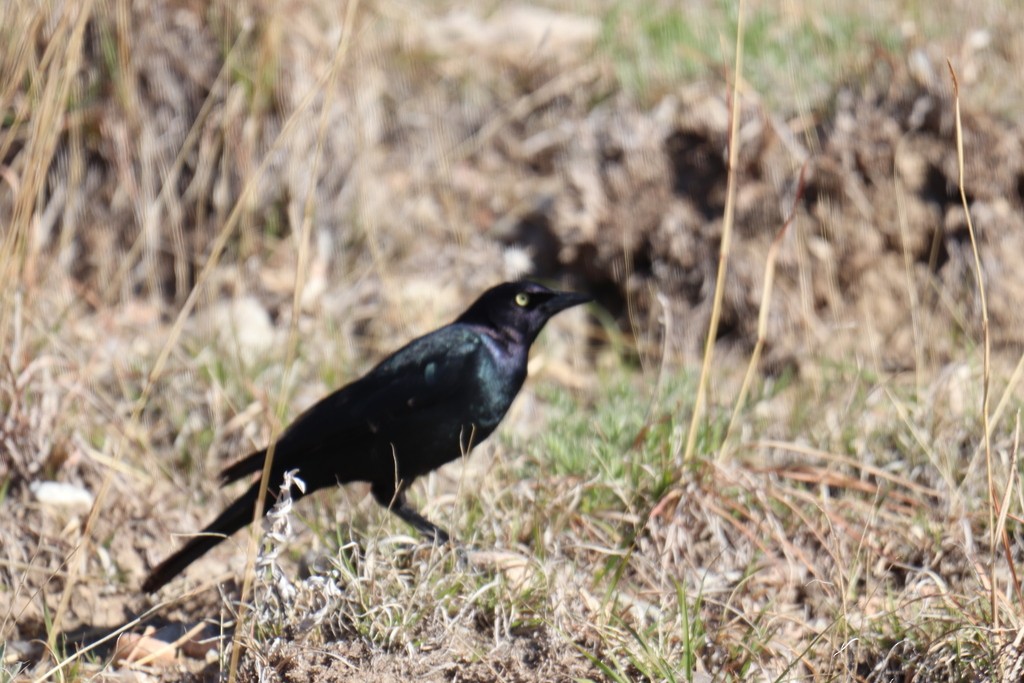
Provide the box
[600,0,902,110]
[529,372,698,492]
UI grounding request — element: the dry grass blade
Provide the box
[1,1,93,358]
[947,60,999,629]
[753,440,942,498]
[995,415,1023,616]
[7,2,93,287]
[723,161,807,455]
[982,357,1024,464]
[682,0,744,465]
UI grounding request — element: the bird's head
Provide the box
[456,281,591,345]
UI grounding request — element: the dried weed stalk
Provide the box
[247,470,341,667]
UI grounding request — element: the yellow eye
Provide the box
[515,292,530,307]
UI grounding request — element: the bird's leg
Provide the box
[371,481,451,544]
[392,497,451,545]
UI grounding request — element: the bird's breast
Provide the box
[378,332,527,480]
[473,342,526,423]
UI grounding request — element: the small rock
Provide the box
[194,296,276,362]
[29,481,94,512]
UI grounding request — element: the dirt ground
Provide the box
[4,1,1024,681]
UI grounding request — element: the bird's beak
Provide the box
[542,290,592,316]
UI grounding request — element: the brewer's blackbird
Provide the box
[142,281,590,592]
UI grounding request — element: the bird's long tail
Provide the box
[142,481,265,593]
[219,447,268,485]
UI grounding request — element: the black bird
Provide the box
[142,281,590,592]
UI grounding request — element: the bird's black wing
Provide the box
[219,324,485,484]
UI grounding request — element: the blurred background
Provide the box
[4,1,1024,680]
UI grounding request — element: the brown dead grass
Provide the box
[4,1,1024,681]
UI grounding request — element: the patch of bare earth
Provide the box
[236,628,595,683]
